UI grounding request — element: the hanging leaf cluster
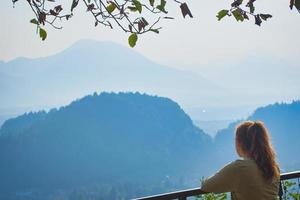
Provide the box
[216,0,275,26]
[12,0,193,47]
[30,18,47,41]
[12,0,300,47]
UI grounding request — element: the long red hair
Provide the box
[235,121,280,181]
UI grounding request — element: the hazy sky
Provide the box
[1,0,300,70]
[1,0,300,125]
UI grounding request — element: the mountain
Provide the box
[1,92,300,199]
[196,56,300,100]
[214,100,300,171]
[0,92,213,200]
[0,40,221,122]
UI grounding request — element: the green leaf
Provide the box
[132,0,142,13]
[284,181,296,188]
[149,0,155,7]
[156,0,167,13]
[259,14,272,21]
[128,33,138,47]
[150,29,159,34]
[39,27,47,41]
[232,9,244,21]
[295,0,300,10]
[249,3,255,14]
[128,6,138,12]
[30,18,39,25]
[216,10,228,21]
[107,3,116,14]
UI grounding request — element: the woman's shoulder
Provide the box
[217,158,258,177]
[219,159,247,172]
[227,158,257,170]
[233,158,256,165]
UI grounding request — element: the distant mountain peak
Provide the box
[0,40,220,118]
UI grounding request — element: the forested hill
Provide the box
[1,92,299,199]
[214,101,300,171]
[0,92,213,200]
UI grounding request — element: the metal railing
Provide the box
[135,171,300,200]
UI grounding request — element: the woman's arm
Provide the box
[201,160,241,193]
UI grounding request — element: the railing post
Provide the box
[278,181,283,200]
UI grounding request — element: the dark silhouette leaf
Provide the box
[180,3,193,18]
[163,16,174,19]
[156,0,167,13]
[231,0,243,7]
[54,5,63,13]
[87,3,95,12]
[38,12,46,25]
[290,0,294,10]
[260,14,272,21]
[243,12,249,20]
[71,0,79,12]
[149,0,155,7]
[128,25,133,32]
[50,9,58,16]
[66,14,71,20]
[141,17,149,27]
[150,29,159,33]
[138,21,143,32]
[255,14,262,26]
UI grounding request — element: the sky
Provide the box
[1,0,300,126]
[1,0,300,69]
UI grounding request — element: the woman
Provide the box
[201,120,280,200]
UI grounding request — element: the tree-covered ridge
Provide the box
[1,93,299,199]
[1,92,207,139]
[0,92,213,200]
[0,111,47,137]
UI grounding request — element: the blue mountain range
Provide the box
[0,92,299,199]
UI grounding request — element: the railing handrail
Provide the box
[135,170,300,200]
[280,170,300,180]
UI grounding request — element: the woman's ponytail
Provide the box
[236,121,280,181]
